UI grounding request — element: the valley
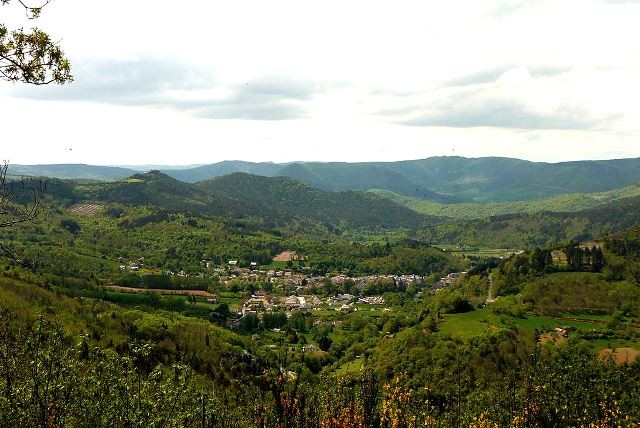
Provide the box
[1,160,640,426]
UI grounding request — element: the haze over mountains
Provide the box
[10,156,640,203]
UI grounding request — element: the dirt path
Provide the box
[273,251,296,262]
[486,273,496,304]
[599,348,639,365]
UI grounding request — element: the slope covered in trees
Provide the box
[419,195,640,248]
[197,173,437,230]
[14,156,640,203]
[42,171,433,232]
[371,182,640,220]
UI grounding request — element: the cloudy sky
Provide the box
[1,0,640,165]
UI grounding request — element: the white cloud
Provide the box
[1,0,640,164]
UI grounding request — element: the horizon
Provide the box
[7,153,640,169]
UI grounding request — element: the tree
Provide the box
[0,161,44,262]
[1,0,72,84]
[592,247,604,272]
[1,2,71,261]
[317,335,332,351]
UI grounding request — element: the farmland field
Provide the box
[68,203,103,216]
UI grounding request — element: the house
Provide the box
[359,295,385,305]
[302,344,319,352]
[338,294,354,302]
[338,303,353,312]
[306,295,322,308]
[285,295,301,309]
[228,260,238,266]
[554,327,568,338]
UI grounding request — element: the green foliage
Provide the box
[60,218,81,234]
[522,272,640,316]
[5,160,640,425]
[420,196,640,248]
[0,21,72,84]
[198,172,435,229]
[605,226,640,285]
[372,181,640,220]
[14,157,640,205]
[318,335,332,351]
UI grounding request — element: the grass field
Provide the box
[437,309,504,339]
[335,358,363,375]
[437,309,610,339]
[216,291,244,311]
[590,338,640,351]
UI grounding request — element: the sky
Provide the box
[1,0,640,165]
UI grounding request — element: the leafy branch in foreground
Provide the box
[0,0,72,84]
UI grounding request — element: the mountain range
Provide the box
[46,171,433,231]
[10,156,640,203]
[32,166,640,248]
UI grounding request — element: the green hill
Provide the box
[163,160,283,183]
[197,173,436,230]
[82,170,265,219]
[371,182,640,220]
[8,164,137,181]
[166,156,640,202]
[419,195,640,248]
[14,156,640,203]
[43,171,433,232]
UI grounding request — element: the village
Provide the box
[114,251,468,331]
[218,259,467,329]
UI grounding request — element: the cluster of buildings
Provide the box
[435,272,467,290]
[119,256,146,272]
[240,293,386,317]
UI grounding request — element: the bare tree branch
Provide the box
[2,0,52,19]
[0,161,45,264]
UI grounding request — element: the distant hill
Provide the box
[168,156,640,202]
[418,195,640,248]
[8,164,137,181]
[164,161,283,183]
[371,182,640,220]
[197,173,436,229]
[13,156,640,203]
[48,171,433,231]
[81,171,277,220]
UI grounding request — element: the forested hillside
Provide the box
[1,213,640,426]
[371,182,640,220]
[419,195,640,248]
[44,171,432,232]
[13,156,640,203]
[198,173,436,229]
